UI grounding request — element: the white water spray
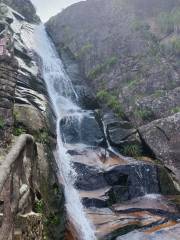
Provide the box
[28,24,96,240]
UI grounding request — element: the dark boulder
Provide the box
[74,158,177,202]
[104,164,160,201]
[75,85,99,110]
[60,112,105,146]
[103,113,142,153]
[74,162,107,191]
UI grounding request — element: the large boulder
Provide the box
[103,113,141,146]
[139,113,180,182]
[14,104,46,133]
[74,85,99,110]
[74,160,177,200]
[60,112,105,146]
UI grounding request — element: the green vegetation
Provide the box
[153,90,165,98]
[97,90,124,118]
[130,18,156,42]
[127,79,139,88]
[106,56,118,66]
[34,199,44,214]
[157,12,174,34]
[135,108,154,121]
[35,129,49,144]
[157,9,180,34]
[171,106,180,114]
[121,144,143,158]
[75,43,93,58]
[0,116,5,129]
[88,56,118,79]
[131,19,150,32]
[171,37,180,55]
[161,36,180,56]
[45,214,60,226]
[13,125,26,136]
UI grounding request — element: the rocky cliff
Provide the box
[0,2,65,239]
[46,0,180,183]
[3,0,40,23]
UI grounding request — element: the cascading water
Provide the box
[27,24,96,240]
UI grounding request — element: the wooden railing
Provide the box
[0,134,37,240]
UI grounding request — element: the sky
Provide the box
[31,0,83,22]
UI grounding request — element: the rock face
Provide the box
[3,0,40,23]
[0,2,66,239]
[60,112,104,146]
[0,61,17,146]
[139,113,180,181]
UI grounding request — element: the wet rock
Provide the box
[74,162,107,191]
[74,85,99,110]
[87,194,180,240]
[139,113,180,182]
[74,157,176,199]
[60,112,105,146]
[56,45,99,110]
[82,198,108,208]
[107,186,129,203]
[118,222,180,240]
[103,113,141,147]
[104,164,160,201]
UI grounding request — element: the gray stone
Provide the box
[139,113,180,182]
[60,112,105,146]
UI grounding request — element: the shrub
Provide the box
[171,37,180,55]
[35,130,49,144]
[34,199,44,214]
[127,79,139,88]
[122,144,143,158]
[131,19,150,32]
[106,56,118,66]
[172,8,180,29]
[161,37,180,56]
[75,43,93,58]
[153,90,165,98]
[97,90,124,118]
[135,109,154,121]
[88,56,118,79]
[171,106,180,114]
[88,64,105,79]
[0,116,5,129]
[157,12,174,34]
[13,126,26,136]
[46,214,60,226]
[157,9,180,34]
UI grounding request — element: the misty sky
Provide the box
[31,0,83,22]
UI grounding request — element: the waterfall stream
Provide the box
[32,25,96,240]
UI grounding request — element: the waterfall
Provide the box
[31,25,96,240]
